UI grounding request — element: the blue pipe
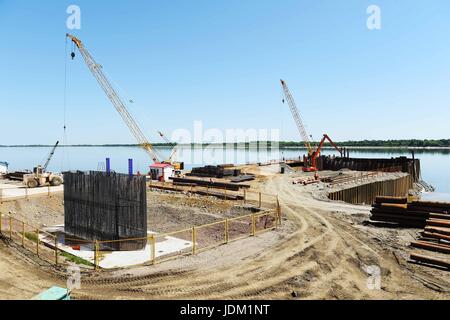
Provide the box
[128,159,133,176]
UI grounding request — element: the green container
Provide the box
[33,286,70,300]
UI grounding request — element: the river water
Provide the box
[1,146,449,195]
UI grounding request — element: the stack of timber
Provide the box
[170,177,250,191]
[409,205,450,270]
[187,165,241,178]
[149,182,244,200]
[370,197,450,228]
[230,175,255,183]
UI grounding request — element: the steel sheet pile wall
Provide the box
[328,174,413,205]
[64,171,147,251]
[317,156,421,181]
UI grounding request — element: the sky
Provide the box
[0,0,449,145]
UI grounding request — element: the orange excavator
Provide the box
[305,134,343,172]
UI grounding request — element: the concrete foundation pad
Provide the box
[0,184,63,200]
[40,226,192,269]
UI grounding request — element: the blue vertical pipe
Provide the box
[128,159,133,176]
[106,158,111,174]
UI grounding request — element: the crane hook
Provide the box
[71,52,76,60]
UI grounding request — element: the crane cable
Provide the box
[61,36,70,171]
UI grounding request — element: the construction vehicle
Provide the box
[158,131,184,172]
[66,34,162,168]
[305,134,343,172]
[280,80,342,172]
[23,141,63,188]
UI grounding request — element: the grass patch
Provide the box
[60,251,94,267]
[25,232,38,242]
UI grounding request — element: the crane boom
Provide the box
[280,79,313,155]
[158,131,178,161]
[66,34,159,163]
[43,141,59,171]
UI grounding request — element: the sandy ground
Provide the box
[0,167,449,300]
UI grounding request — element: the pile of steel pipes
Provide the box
[409,202,450,270]
[187,165,241,178]
[370,197,450,228]
[370,197,450,269]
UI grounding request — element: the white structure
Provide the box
[0,162,8,175]
[149,163,174,182]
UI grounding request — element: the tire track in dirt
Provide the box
[76,176,340,299]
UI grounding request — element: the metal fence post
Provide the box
[259,193,262,208]
[192,227,197,254]
[224,187,227,200]
[150,235,156,265]
[244,189,247,205]
[36,228,40,257]
[95,240,100,271]
[22,221,25,247]
[252,214,256,236]
[54,236,58,266]
[277,197,281,226]
[9,217,12,239]
[25,186,28,200]
[224,219,229,244]
[48,185,51,197]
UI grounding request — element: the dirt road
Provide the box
[0,240,62,300]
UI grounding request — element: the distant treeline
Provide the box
[280,139,450,148]
[1,139,450,148]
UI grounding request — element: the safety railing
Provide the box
[0,214,62,267]
[1,198,282,272]
[96,207,282,270]
[148,180,279,210]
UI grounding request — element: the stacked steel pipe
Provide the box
[408,202,450,269]
[370,197,450,269]
[370,197,450,228]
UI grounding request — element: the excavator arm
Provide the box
[310,134,343,170]
[66,33,160,163]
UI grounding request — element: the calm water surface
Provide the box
[1,146,449,195]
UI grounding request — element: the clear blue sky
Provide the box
[0,0,449,145]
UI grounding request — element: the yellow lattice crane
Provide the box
[67,33,161,164]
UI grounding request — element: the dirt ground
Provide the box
[0,166,449,300]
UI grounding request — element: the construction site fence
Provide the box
[0,201,282,272]
[97,207,282,269]
[328,174,413,205]
[148,180,279,210]
[0,214,62,267]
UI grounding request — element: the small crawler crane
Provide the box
[23,141,63,188]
